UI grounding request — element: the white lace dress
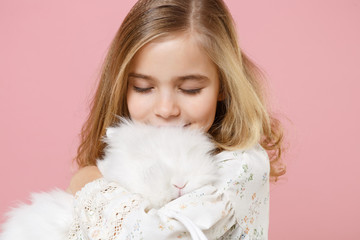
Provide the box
[68,143,270,240]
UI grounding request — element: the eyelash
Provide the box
[133,86,153,93]
[132,86,203,95]
[180,88,202,95]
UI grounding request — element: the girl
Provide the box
[68,0,286,239]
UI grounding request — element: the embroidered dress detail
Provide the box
[68,143,270,240]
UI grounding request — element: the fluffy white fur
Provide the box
[0,120,217,239]
[0,189,73,240]
[98,119,218,209]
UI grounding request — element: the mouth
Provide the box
[183,123,191,128]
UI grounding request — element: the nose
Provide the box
[173,183,187,190]
[154,93,180,119]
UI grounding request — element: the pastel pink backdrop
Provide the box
[0,0,359,239]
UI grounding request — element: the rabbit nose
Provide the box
[173,183,187,189]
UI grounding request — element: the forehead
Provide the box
[128,32,218,80]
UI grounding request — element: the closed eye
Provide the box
[180,88,203,95]
[133,86,153,93]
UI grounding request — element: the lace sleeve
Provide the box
[214,143,270,240]
[69,178,235,240]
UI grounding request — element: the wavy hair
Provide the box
[75,0,287,181]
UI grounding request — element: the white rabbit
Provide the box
[0,119,218,240]
[98,119,218,209]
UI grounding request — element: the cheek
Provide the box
[183,94,218,124]
[127,92,152,120]
[193,102,216,117]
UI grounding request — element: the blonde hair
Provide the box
[75,0,286,181]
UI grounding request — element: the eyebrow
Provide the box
[128,72,210,82]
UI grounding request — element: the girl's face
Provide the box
[127,33,221,132]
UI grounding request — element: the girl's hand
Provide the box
[67,166,103,195]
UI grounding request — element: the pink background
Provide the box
[1,0,359,239]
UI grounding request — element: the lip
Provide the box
[183,123,191,127]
